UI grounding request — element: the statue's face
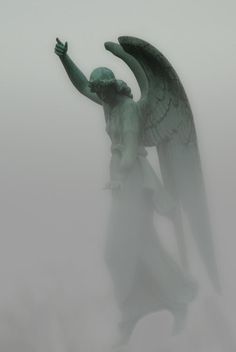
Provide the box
[95,84,117,103]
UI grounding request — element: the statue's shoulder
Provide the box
[119,97,139,116]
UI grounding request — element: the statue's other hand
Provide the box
[54,37,68,57]
[103,180,123,192]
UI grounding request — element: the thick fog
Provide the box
[1,0,236,351]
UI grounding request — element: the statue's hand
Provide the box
[103,180,123,192]
[54,37,68,57]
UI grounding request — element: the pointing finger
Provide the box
[56,37,62,44]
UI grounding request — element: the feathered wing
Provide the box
[105,36,220,291]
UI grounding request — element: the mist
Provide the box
[1,0,236,351]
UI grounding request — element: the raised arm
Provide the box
[54,38,102,105]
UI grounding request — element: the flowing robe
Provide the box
[103,98,197,335]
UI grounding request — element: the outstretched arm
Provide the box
[54,38,102,105]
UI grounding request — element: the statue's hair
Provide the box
[115,79,133,98]
[89,78,133,99]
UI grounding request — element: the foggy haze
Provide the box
[1,0,236,351]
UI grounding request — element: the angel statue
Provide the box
[54,36,220,349]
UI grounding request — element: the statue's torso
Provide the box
[103,99,146,156]
[104,103,123,145]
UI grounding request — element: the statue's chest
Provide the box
[105,107,123,143]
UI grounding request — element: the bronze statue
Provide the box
[54,36,219,349]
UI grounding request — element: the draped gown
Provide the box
[103,99,197,339]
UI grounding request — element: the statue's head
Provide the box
[88,67,133,103]
[89,67,115,83]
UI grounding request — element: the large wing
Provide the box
[105,36,220,291]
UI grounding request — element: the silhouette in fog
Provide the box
[54,36,219,349]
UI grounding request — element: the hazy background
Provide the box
[1,0,236,351]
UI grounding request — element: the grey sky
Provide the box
[1,0,236,351]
